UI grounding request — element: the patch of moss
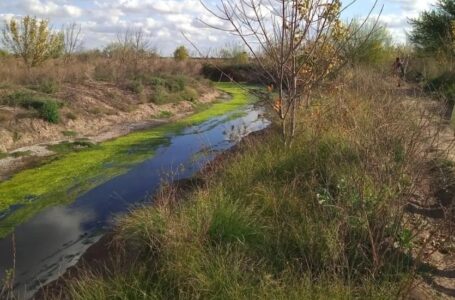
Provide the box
[0,83,255,238]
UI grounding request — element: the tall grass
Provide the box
[54,69,441,299]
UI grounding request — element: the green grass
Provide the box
[157,111,173,118]
[62,130,78,137]
[0,83,254,238]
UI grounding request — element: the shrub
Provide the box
[425,72,455,105]
[173,46,189,61]
[30,79,59,94]
[126,80,144,94]
[179,87,198,102]
[38,101,60,123]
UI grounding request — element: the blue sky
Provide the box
[0,0,438,55]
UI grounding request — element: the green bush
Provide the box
[38,101,60,123]
[425,72,455,105]
[2,91,61,123]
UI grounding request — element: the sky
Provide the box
[0,0,439,55]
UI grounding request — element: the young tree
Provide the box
[174,46,189,61]
[63,22,83,59]
[1,16,64,67]
[342,21,393,67]
[201,0,379,144]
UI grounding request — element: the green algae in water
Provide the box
[0,83,255,238]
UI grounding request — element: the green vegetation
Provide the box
[0,83,253,238]
[62,130,78,137]
[2,91,61,123]
[30,79,60,94]
[157,111,173,118]
[2,16,64,67]
[48,141,97,154]
[65,74,423,299]
[174,45,189,61]
[409,0,455,55]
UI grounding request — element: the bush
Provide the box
[173,46,189,61]
[2,91,61,123]
[38,101,60,123]
[126,80,144,94]
[179,87,198,102]
[425,72,455,105]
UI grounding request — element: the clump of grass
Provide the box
[10,151,32,158]
[62,130,78,137]
[29,79,59,94]
[0,152,8,159]
[126,79,144,94]
[66,112,77,120]
[157,111,173,118]
[39,101,60,123]
[62,73,435,299]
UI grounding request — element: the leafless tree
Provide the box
[63,22,83,59]
[200,0,381,144]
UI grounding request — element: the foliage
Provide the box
[37,100,60,123]
[126,79,144,94]
[342,21,393,66]
[2,91,61,123]
[30,79,59,94]
[409,0,455,56]
[425,71,455,104]
[219,45,249,64]
[203,0,376,143]
[173,46,189,61]
[1,16,64,67]
[0,49,8,57]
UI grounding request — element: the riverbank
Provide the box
[0,88,222,181]
[43,70,454,299]
[0,83,253,239]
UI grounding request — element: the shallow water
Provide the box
[0,105,269,299]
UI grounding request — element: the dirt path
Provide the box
[394,83,455,299]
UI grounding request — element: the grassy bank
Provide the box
[0,83,253,238]
[61,71,436,299]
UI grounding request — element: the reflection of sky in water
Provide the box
[0,106,269,299]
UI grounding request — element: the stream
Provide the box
[0,95,270,299]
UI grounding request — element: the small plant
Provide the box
[62,130,78,137]
[0,152,8,159]
[126,80,144,94]
[30,79,59,94]
[158,111,173,118]
[10,150,32,158]
[38,101,60,123]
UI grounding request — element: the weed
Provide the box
[126,80,144,94]
[38,101,60,123]
[30,79,59,94]
[62,131,78,137]
[158,111,173,118]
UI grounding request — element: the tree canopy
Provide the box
[1,16,64,67]
[409,0,455,55]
